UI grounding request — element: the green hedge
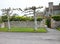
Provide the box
[52,15,60,21]
[1,16,42,22]
[2,16,8,22]
[10,17,42,21]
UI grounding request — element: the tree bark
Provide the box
[34,9,37,31]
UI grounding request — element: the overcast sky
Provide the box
[0,0,60,16]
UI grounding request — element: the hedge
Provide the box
[52,15,60,21]
[1,16,43,22]
[10,17,42,21]
[2,16,8,22]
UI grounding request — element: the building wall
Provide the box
[53,10,60,15]
[45,2,60,16]
[45,11,49,16]
[45,10,60,16]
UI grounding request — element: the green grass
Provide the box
[57,27,60,31]
[0,27,47,33]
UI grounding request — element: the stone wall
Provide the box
[3,19,60,28]
[4,20,46,28]
[54,21,60,28]
[4,21,40,28]
[0,23,5,28]
[51,19,60,28]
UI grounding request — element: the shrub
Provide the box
[10,16,43,21]
[2,16,8,22]
[37,17,42,21]
[46,18,51,28]
[52,15,60,21]
[2,16,43,22]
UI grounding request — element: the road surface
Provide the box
[0,28,60,44]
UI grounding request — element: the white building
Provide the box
[45,2,60,16]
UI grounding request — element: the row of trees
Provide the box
[0,6,43,31]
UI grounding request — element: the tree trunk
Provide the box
[34,10,37,31]
[7,11,11,30]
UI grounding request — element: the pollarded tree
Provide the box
[1,7,12,30]
[1,7,22,30]
[24,6,43,31]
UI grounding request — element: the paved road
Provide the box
[0,28,60,44]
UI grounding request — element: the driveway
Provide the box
[0,28,60,44]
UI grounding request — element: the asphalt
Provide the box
[0,28,60,44]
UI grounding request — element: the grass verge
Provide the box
[57,27,60,31]
[0,27,47,33]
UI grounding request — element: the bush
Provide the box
[46,18,51,28]
[2,16,43,22]
[10,16,20,21]
[10,16,43,21]
[37,17,42,21]
[52,15,60,21]
[2,16,8,22]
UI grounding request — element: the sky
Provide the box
[0,0,60,16]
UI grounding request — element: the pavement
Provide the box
[0,28,60,44]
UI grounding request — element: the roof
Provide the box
[46,5,60,11]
